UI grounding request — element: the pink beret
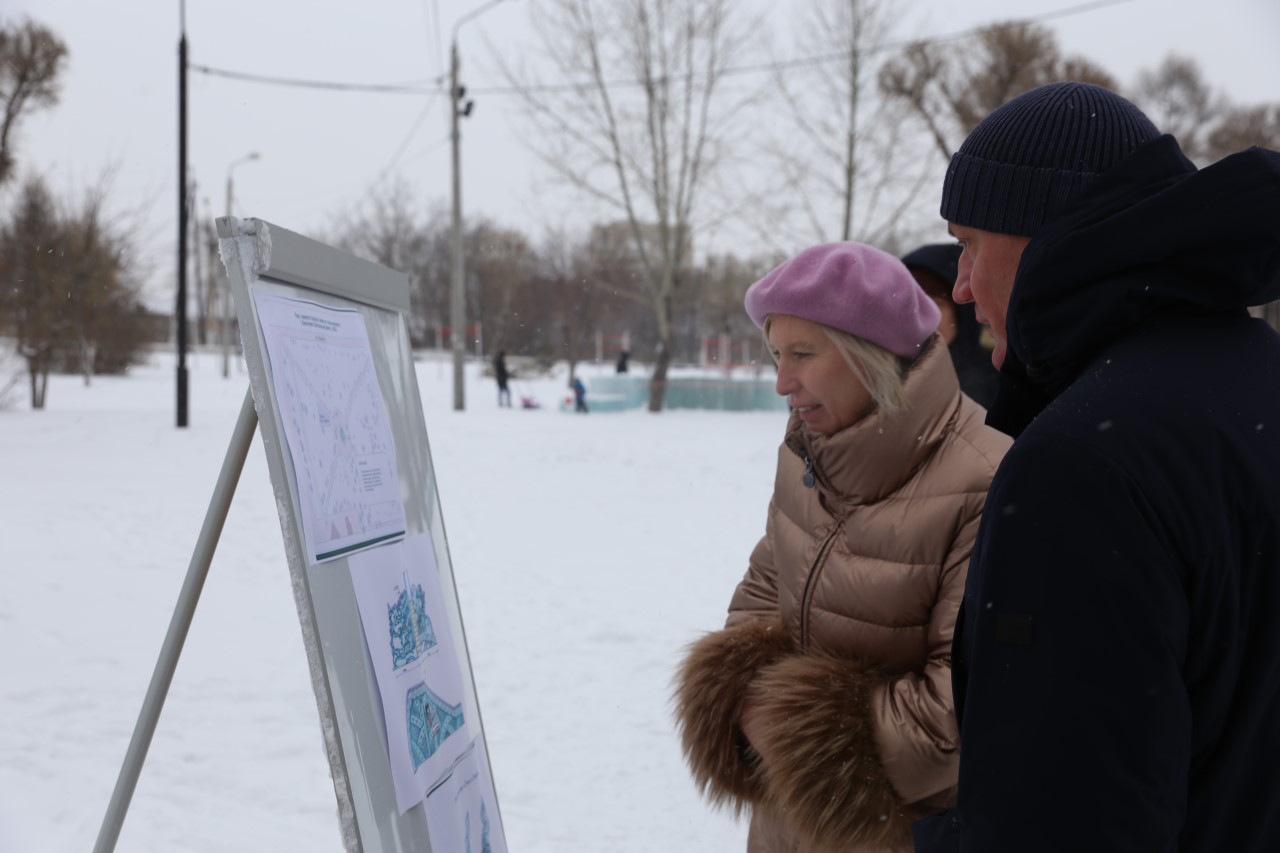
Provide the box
[744,242,941,358]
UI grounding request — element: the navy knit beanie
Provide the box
[939,82,1161,236]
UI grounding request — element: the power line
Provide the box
[371,92,443,189]
[470,0,1138,94]
[188,63,444,93]
[188,0,1135,97]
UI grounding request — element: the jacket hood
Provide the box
[988,135,1280,436]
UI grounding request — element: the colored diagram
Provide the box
[406,682,465,771]
[388,577,437,669]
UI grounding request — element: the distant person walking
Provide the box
[493,351,511,408]
[570,376,588,413]
[615,349,630,374]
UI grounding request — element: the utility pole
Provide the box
[190,179,203,345]
[176,1,189,428]
[450,39,467,411]
[449,0,508,412]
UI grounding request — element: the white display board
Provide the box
[217,217,506,853]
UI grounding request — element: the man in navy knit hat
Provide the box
[913,82,1280,851]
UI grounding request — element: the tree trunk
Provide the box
[648,338,671,412]
[27,352,48,409]
[647,288,676,412]
[840,8,861,242]
[81,336,95,386]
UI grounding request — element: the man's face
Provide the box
[947,224,1031,369]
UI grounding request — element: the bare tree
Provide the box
[753,0,935,248]
[0,17,68,187]
[502,0,753,411]
[328,180,440,344]
[328,182,549,355]
[696,250,776,351]
[62,183,127,384]
[1132,56,1280,329]
[555,226,612,380]
[0,177,60,407]
[0,174,146,408]
[879,21,1116,160]
[1133,54,1280,165]
[1209,104,1280,162]
[1132,55,1220,164]
[468,221,537,355]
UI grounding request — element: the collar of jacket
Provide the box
[986,134,1280,438]
[784,334,962,506]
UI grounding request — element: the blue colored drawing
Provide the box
[464,802,491,852]
[388,576,436,669]
[405,682,465,770]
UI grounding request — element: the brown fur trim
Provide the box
[748,655,912,851]
[673,617,793,813]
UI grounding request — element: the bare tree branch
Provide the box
[500,0,754,410]
[0,17,67,186]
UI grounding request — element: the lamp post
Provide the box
[176,1,189,427]
[450,0,510,411]
[224,152,260,378]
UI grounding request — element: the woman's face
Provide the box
[767,314,872,436]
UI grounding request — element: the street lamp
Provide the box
[223,151,260,378]
[176,3,189,428]
[450,0,511,412]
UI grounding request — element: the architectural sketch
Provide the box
[350,535,474,814]
[406,682,465,771]
[254,292,407,562]
[277,336,403,549]
[389,577,437,669]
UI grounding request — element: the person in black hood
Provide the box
[901,243,1000,409]
[912,82,1280,852]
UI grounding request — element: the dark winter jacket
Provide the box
[914,136,1280,852]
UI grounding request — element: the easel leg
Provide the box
[94,390,259,853]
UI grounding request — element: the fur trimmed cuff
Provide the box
[673,617,793,812]
[749,655,912,851]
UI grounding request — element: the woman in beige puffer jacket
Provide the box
[675,243,1010,853]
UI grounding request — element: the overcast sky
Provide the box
[7,0,1280,307]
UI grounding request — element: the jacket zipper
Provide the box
[798,522,844,650]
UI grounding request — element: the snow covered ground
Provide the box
[0,348,789,852]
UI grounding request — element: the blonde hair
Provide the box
[763,316,913,418]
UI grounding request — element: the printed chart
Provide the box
[254,291,406,563]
